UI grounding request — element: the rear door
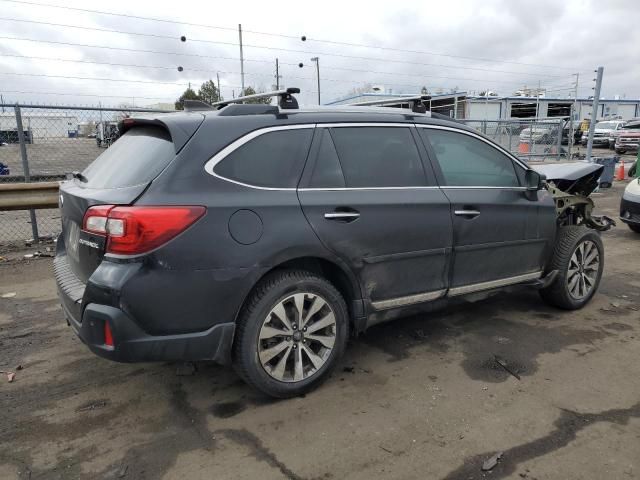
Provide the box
[417,126,554,295]
[298,124,452,310]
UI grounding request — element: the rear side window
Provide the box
[420,129,519,187]
[329,127,426,188]
[214,128,313,188]
[81,126,175,189]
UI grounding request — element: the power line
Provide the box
[0,0,581,71]
[0,71,191,85]
[0,16,569,79]
[0,52,568,90]
[0,89,175,101]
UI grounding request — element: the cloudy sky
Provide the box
[0,0,638,108]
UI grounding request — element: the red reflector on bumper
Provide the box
[104,321,114,347]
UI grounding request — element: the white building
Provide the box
[465,96,640,121]
[0,111,79,140]
[325,91,640,122]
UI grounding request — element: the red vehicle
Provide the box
[615,130,640,154]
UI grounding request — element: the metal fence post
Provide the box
[14,104,39,243]
[556,119,563,161]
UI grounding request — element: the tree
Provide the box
[198,80,221,105]
[174,87,200,110]
[241,86,272,104]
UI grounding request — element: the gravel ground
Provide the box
[0,181,639,480]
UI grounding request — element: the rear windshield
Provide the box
[80,126,175,189]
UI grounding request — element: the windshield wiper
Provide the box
[71,171,88,183]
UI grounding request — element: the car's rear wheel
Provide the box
[628,223,640,234]
[539,226,604,310]
[233,270,348,398]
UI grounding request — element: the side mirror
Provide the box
[525,169,545,191]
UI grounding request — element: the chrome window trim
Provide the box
[203,124,316,191]
[203,121,531,192]
[414,123,529,170]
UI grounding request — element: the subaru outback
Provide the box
[55,89,612,398]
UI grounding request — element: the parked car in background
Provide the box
[620,177,640,233]
[519,122,560,144]
[608,119,640,149]
[54,94,613,397]
[582,120,625,146]
[615,129,640,154]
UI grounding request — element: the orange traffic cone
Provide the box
[615,159,625,181]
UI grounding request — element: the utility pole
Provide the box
[275,58,281,90]
[568,73,579,159]
[586,66,604,162]
[1,94,4,112]
[238,24,245,96]
[311,57,320,105]
[216,72,221,102]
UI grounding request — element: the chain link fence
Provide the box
[0,104,169,250]
[459,118,568,162]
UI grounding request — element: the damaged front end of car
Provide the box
[533,163,615,231]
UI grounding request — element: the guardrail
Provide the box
[0,182,60,211]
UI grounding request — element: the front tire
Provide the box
[539,226,604,310]
[233,270,349,398]
[629,223,640,234]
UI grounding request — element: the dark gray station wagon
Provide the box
[55,90,609,397]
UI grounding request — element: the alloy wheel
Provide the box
[258,293,336,383]
[567,240,600,300]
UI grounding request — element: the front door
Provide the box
[417,126,555,294]
[298,125,452,310]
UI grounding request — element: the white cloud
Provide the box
[0,0,637,107]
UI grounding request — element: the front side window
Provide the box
[420,129,519,187]
[214,128,313,188]
[328,127,426,188]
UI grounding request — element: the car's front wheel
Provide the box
[539,226,604,310]
[628,223,640,234]
[233,270,349,398]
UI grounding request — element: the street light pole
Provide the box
[311,57,320,105]
[238,24,245,96]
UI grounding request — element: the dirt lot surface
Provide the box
[1,181,639,480]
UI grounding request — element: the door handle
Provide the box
[324,211,360,222]
[454,209,480,218]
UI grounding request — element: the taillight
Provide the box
[83,204,114,234]
[82,205,206,255]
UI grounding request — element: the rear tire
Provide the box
[629,223,640,234]
[233,270,349,398]
[539,226,604,310]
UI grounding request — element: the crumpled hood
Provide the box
[532,162,604,196]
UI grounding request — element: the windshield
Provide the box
[80,126,175,189]
[595,122,618,130]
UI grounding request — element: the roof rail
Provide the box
[212,88,300,110]
[347,95,431,114]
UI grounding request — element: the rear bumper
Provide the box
[60,299,235,364]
